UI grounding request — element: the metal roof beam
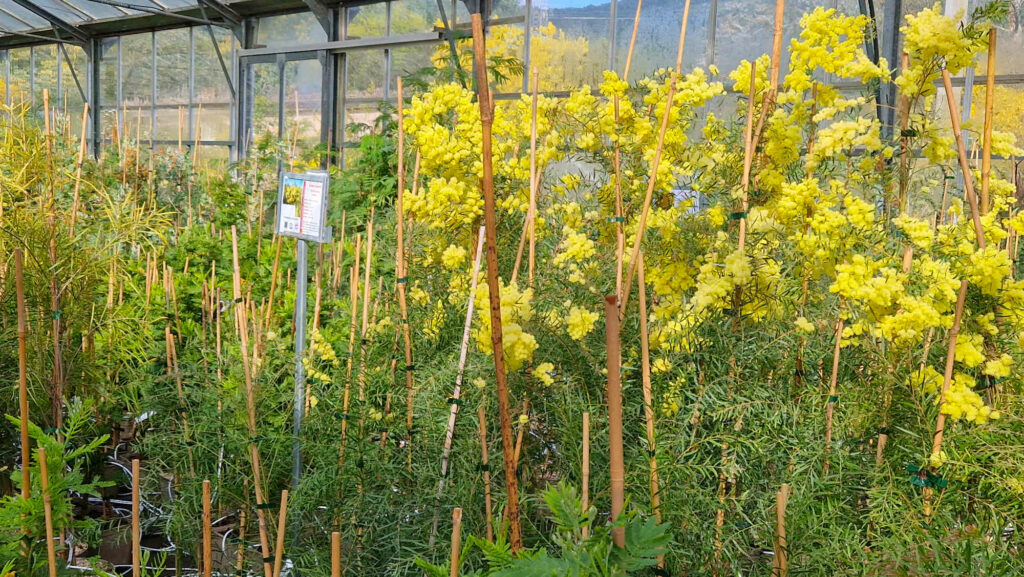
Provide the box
[85,0,224,27]
[302,0,331,34]
[197,0,240,26]
[9,0,90,44]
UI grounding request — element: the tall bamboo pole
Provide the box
[738,61,758,252]
[980,29,997,215]
[331,531,341,577]
[620,0,692,314]
[395,78,418,453]
[605,295,626,548]
[622,0,644,81]
[338,236,362,476]
[470,11,522,552]
[39,448,58,577]
[941,69,986,248]
[69,103,90,237]
[132,458,141,577]
[16,249,30,511]
[272,490,289,577]
[768,0,786,98]
[823,312,844,474]
[771,484,790,577]
[925,280,969,515]
[202,480,212,577]
[527,67,540,286]
[581,412,590,540]
[637,257,661,523]
[231,227,275,577]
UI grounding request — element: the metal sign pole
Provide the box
[292,238,308,488]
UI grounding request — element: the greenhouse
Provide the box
[2,0,1024,574]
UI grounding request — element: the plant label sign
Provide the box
[276,170,331,243]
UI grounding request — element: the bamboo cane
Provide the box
[470,11,522,551]
[941,69,986,248]
[272,490,289,577]
[637,257,661,524]
[69,103,90,237]
[193,103,204,170]
[132,458,141,577]
[395,78,418,456]
[622,0,644,81]
[620,0,692,315]
[527,67,540,286]
[925,280,969,515]
[16,249,30,514]
[981,29,996,215]
[768,0,786,98]
[512,398,530,468]
[738,60,758,253]
[431,227,487,545]
[823,312,844,474]
[236,509,247,574]
[605,295,626,548]
[338,236,362,477]
[581,411,590,540]
[356,218,376,435]
[39,447,58,577]
[771,483,790,577]
[178,106,184,152]
[231,227,275,577]
[478,405,494,542]
[263,236,284,333]
[450,508,463,577]
[203,480,212,577]
[876,247,915,465]
[331,532,341,577]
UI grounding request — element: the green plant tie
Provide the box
[262,556,275,563]
[729,211,747,220]
[447,397,464,406]
[52,309,62,319]
[255,503,276,510]
[476,464,489,472]
[828,395,839,403]
[607,216,625,223]
[43,427,60,434]
[249,435,264,443]
[405,364,416,371]
[396,276,408,284]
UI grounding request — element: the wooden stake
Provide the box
[981,29,996,215]
[69,103,90,237]
[471,11,521,551]
[622,0,644,81]
[16,249,30,509]
[39,447,58,577]
[941,69,986,248]
[231,227,274,577]
[768,0,786,97]
[272,490,289,577]
[823,312,844,474]
[771,484,790,577]
[637,257,661,524]
[925,280,969,515]
[132,458,141,577]
[450,508,463,577]
[202,480,212,577]
[431,228,487,544]
[605,295,626,548]
[331,532,341,577]
[620,0,691,314]
[581,412,590,540]
[738,60,758,253]
[338,236,362,476]
[396,77,418,452]
[478,405,494,542]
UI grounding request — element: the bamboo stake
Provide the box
[771,484,790,577]
[231,227,275,577]
[395,78,418,455]
[925,280,969,515]
[512,398,530,467]
[471,11,522,551]
[605,295,626,548]
[450,508,463,577]
[356,218,375,436]
[431,227,486,545]
[981,29,996,215]
[69,103,90,237]
[193,103,204,170]
[16,249,30,513]
[39,448,58,577]
[637,257,661,524]
[272,490,289,577]
[877,247,915,465]
[941,69,986,248]
[132,458,141,577]
[478,405,494,542]
[263,237,284,332]
[823,312,844,474]
[331,532,341,577]
[738,61,758,253]
[581,412,590,540]
[235,509,247,575]
[768,0,786,98]
[203,480,212,577]
[178,106,184,151]
[527,67,540,287]
[620,0,692,314]
[338,236,362,476]
[622,0,644,81]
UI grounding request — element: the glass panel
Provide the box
[258,12,327,47]
[156,106,189,142]
[99,38,119,108]
[389,0,441,34]
[195,26,234,104]
[0,51,8,105]
[33,0,86,23]
[156,28,190,106]
[284,59,323,153]
[344,101,382,144]
[250,62,280,143]
[712,0,774,74]
[100,107,119,145]
[346,3,387,38]
[346,50,385,99]
[613,0,708,79]
[120,33,153,108]
[59,45,88,107]
[9,48,30,105]
[124,106,153,142]
[196,102,232,142]
[33,44,58,107]
[969,82,1024,156]
[198,145,231,170]
[389,44,437,92]
[529,1,607,91]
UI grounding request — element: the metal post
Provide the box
[292,238,308,487]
